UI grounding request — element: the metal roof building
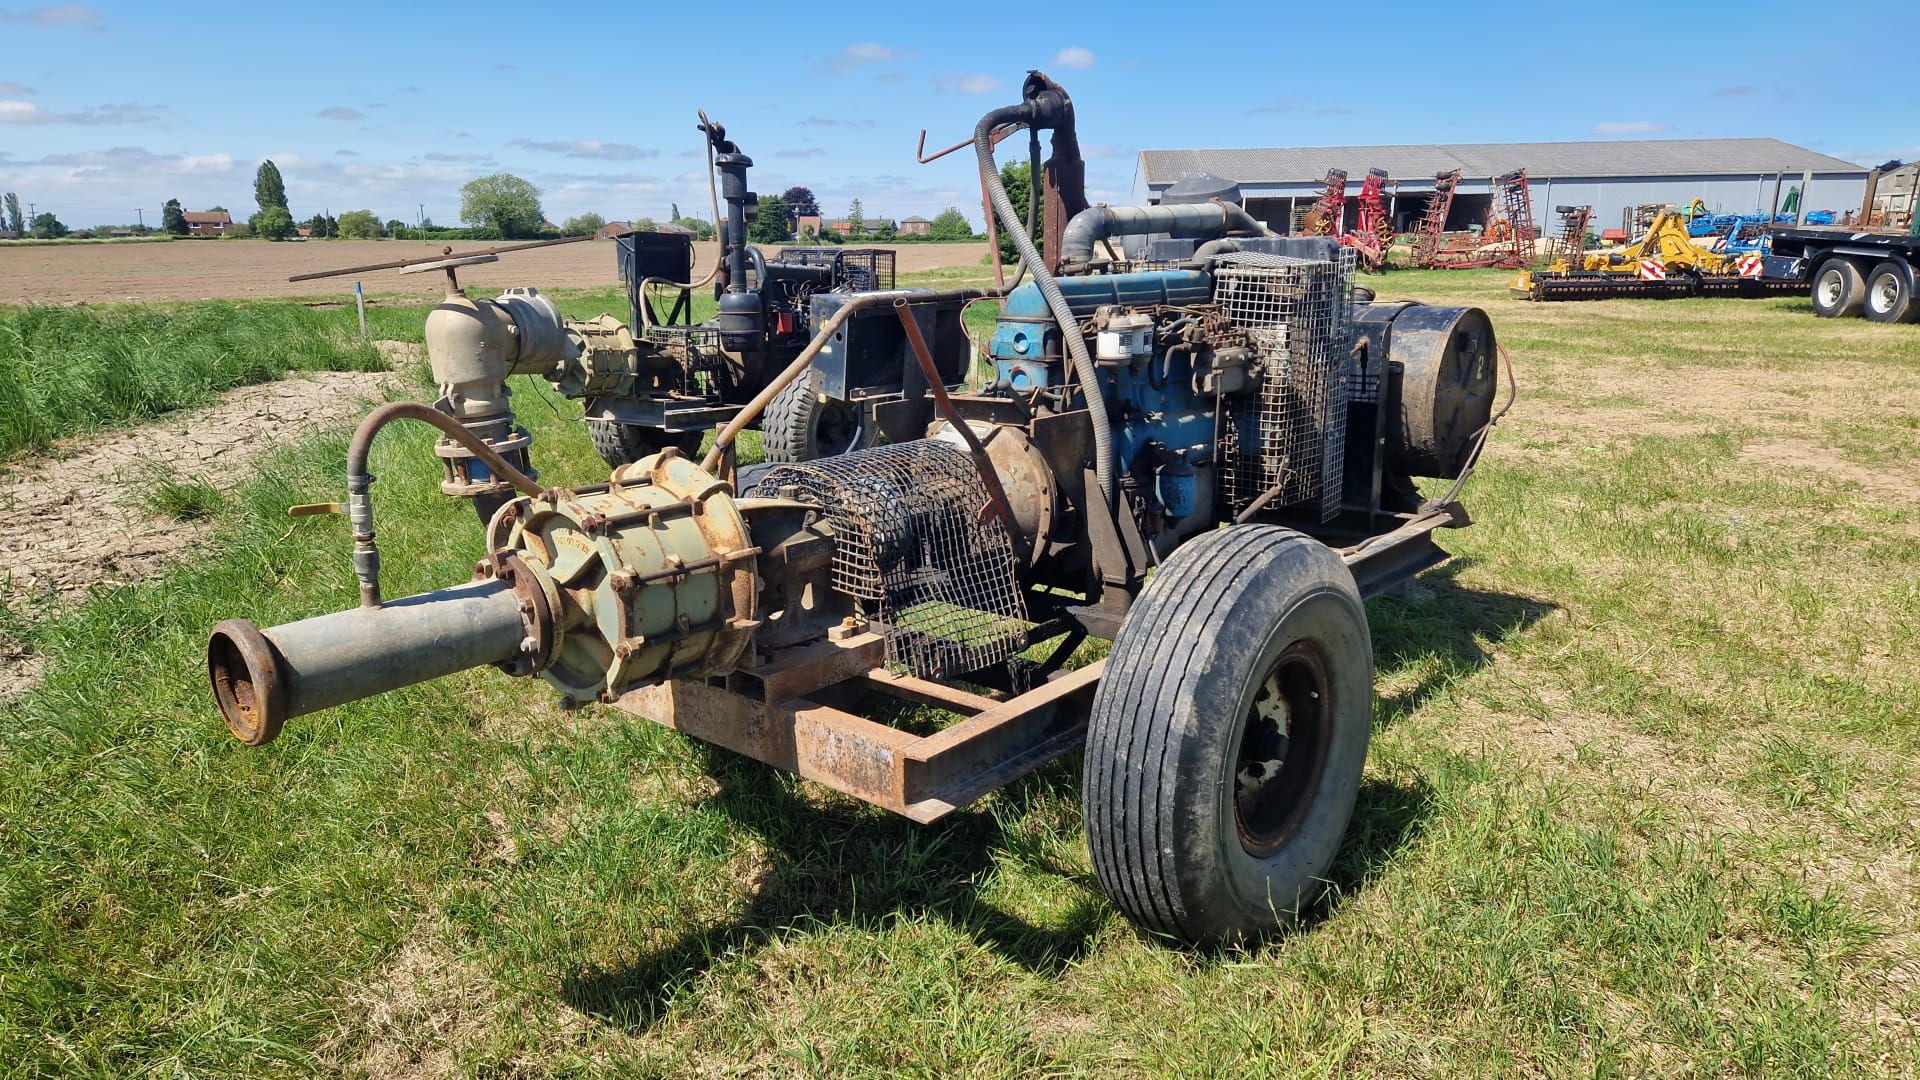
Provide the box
[1132,138,1868,236]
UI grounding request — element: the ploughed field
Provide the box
[0,238,994,305]
[0,269,1915,1077]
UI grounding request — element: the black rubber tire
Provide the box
[1084,525,1373,946]
[587,421,702,468]
[762,374,868,463]
[1863,262,1918,324]
[1811,258,1868,319]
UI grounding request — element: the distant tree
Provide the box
[254,160,288,213]
[3,192,20,234]
[161,198,188,236]
[995,160,1039,264]
[781,186,820,219]
[928,207,972,241]
[671,214,714,240]
[459,173,544,238]
[632,217,658,233]
[749,194,790,243]
[337,209,381,239]
[385,218,406,235]
[251,206,296,240]
[560,212,606,236]
[208,205,228,214]
[845,198,864,240]
[871,220,895,241]
[670,202,681,221]
[325,214,338,237]
[28,212,68,239]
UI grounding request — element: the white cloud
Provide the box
[0,99,157,125]
[1247,96,1301,115]
[25,146,233,177]
[509,138,655,161]
[932,73,1001,96]
[316,106,363,121]
[1052,46,1095,70]
[0,4,102,28]
[823,42,918,74]
[775,147,827,159]
[1591,120,1673,136]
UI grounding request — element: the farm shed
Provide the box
[1132,139,1868,236]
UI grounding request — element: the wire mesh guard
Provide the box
[750,440,1029,680]
[1210,250,1354,520]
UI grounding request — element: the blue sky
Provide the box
[2,0,1912,229]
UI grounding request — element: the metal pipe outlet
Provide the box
[209,577,529,746]
[1058,202,1270,268]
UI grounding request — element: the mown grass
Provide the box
[0,302,384,461]
[1,270,1917,1076]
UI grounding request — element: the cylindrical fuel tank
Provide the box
[1351,302,1499,478]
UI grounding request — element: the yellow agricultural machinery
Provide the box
[1511,207,1800,301]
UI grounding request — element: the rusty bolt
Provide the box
[608,570,637,593]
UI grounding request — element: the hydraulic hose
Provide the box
[975,106,1116,505]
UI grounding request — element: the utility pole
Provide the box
[417,203,425,241]
[135,208,144,228]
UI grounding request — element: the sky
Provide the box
[2,0,1913,230]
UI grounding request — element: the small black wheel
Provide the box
[587,421,702,468]
[763,374,868,463]
[1084,525,1374,946]
[1811,258,1867,318]
[1863,262,1917,323]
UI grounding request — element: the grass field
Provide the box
[1,270,1916,1077]
[0,303,383,461]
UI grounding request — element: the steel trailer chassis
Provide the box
[611,504,1462,822]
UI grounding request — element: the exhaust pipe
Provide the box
[208,576,532,746]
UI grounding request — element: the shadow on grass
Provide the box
[560,747,1104,1030]
[560,563,1518,1028]
[1367,556,1556,725]
[562,764,1438,1030]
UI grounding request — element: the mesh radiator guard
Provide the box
[750,440,1028,680]
[1211,250,1354,521]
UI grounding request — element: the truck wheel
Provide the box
[763,374,867,463]
[1811,258,1867,318]
[1084,525,1373,946]
[1863,263,1918,323]
[587,421,702,468]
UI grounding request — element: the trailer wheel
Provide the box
[1084,525,1373,946]
[1811,258,1867,318]
[763,373,868,463]
[1863,263,1918,323]
[587,421,702,468]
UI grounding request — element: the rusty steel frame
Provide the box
[605,507,1460,823]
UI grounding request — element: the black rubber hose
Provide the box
[975,105,1116,504]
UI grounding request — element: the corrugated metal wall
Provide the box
[1136,172,1868,233]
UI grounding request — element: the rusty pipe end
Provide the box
[208,619,288,747]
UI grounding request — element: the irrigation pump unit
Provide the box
[209,72,1507,946]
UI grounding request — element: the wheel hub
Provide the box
[1234,641,1334,857]
[815,399,863,456]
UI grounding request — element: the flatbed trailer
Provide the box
[1765,225,1920,322]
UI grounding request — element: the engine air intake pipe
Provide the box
[1059,202,1270,270]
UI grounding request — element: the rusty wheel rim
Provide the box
[1234,641,1334,857]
